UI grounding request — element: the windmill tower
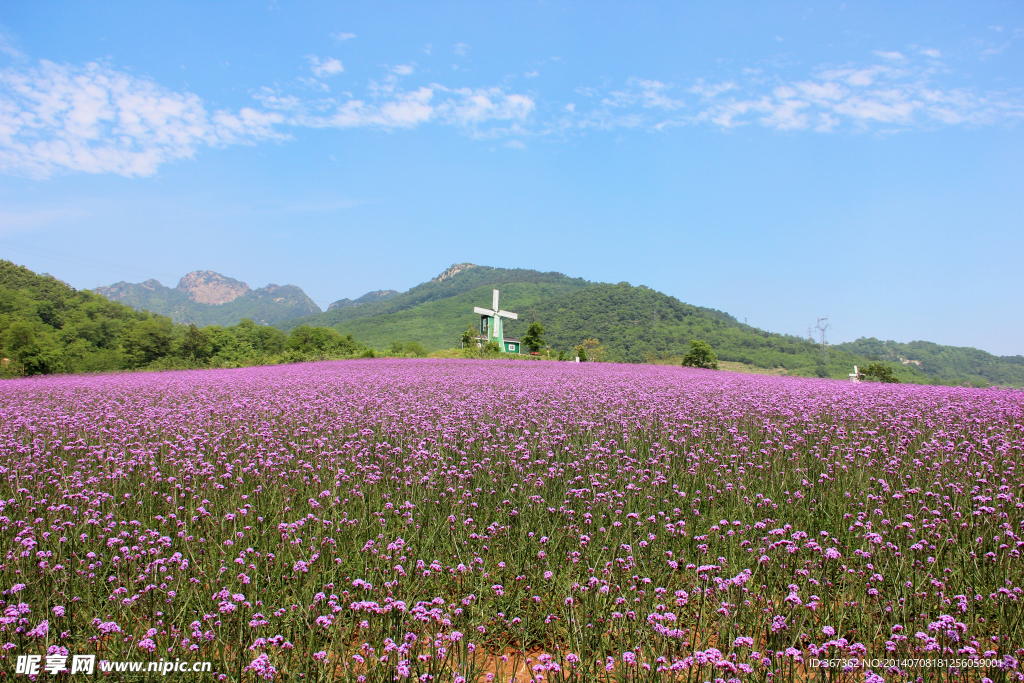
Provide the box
[473,289,520,353]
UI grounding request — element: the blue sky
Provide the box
[1,1,1022,354]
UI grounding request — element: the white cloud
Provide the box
[696,57,1021,132]
[564,51,1024,134]
[793,80,847,102]
[454,43,469,57]
[0,47,537,178]
[273,87,434,130]
[981,44,1010,57]
[524,70,539,78]
[297,77,330,92]
[920,48,942,58]
[331,32,355,41]
[0,34,23,59]
[307,56,344,78]
[760,97,810,130]
[435,86,535,132]
[689,79,738,98]
[252,80,533,140]
[873,50,905,61]
[4,44,1021,180]
[632,79,686,110]
[0,59,284,178]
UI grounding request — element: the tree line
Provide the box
[0,261,373,377]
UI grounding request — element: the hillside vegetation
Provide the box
[0,261,368,376]
[10,259,1020,387]
[279,264,1021,386]
[837,337,1024,387]
[279,264,592,331]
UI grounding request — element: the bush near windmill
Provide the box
[572,338,606,363]
[388,340,428,357]
[521,321,546,353]
[860,362,900,383]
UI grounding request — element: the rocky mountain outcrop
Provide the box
[176,271,251,305]
[96,271,320,327]
[96,279,161,301]
[432,263,476,283]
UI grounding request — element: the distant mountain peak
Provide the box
[176,270,251,305]
[433,263,477,283]
[327,289,401,311]
[95,270,320,326]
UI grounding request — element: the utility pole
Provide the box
[815,316,831,363]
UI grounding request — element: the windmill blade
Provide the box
[493,289,500,311]
[497,310,518,319]
[473,307,495,316]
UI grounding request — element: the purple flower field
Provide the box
[1,359,1022,682]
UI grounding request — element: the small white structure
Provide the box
[849,365,860,383]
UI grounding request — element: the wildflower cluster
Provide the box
[0,358,1021,681]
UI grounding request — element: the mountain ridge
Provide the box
[327,289,400,311]
[96,271,320,327]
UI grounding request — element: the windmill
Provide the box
[473,289,520,353]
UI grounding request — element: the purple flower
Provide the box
[245,653,277,681]
[97,621,121,636]
[26,620,48,638]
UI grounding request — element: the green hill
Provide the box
[0,260,367,376]
[308,280,595,352]
[279,263,593,331]
[836,337,1024,387]
[518,282,834,367]
[298,277,919,381]
[277,263,1021,387]
[1,260,177,374]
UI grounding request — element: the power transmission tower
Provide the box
[815,316,831,363]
